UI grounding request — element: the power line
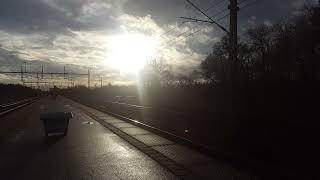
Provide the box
[163,28,193,45]
[160,0,227,38]
[162,19,206,47]
[162,29,201,49]
[208,7,229,19]
[162,0,229,47]
[163,17,228,48]
[236,0,259,23]
[160,21,185,37]
[180,17,218,24]
[163,0,258,49]
[185,0,229,33]
[216,13,230,21]
[165,2,232,48]
[203,0,227,12]
[162,14,230,49]
[239,0,258,9]
[238,0,251,5]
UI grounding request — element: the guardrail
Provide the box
[0,97,41,116]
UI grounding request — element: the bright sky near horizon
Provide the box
[0,0,317,85]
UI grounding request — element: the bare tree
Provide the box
[247,24,274,74]
[140,59,173,86]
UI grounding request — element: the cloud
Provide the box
[0,47,126,85]
[291,0,314,8]
[0,0,318,85]
[117,14,163,35]
[122,0,189,26]
[0,0,120,34]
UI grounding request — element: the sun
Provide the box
[106,34,159,73]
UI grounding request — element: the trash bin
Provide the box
[40,112,73,137]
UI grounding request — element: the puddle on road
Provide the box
[82,121,94,125]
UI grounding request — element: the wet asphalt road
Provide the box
[0,96,178,180]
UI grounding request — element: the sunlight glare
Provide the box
[107,34,159,73]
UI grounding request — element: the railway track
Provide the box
[65,95,298,179]
[65,96,243,165]
[0,97,41,116]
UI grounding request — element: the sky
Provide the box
[0,0,318,86]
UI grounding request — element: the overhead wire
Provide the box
[239,0,258,9]
[161,0,229,47]
[163,0,259,48]
[161,0,225,46]
[162,14,230,49]
[185,0,228,32]
[160,21,186,37]
[203,0,227,12]
[209,7,229,18]
[160,0,227,37]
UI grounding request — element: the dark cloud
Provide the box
[0,47,82,73]
[123,0,189,25]
[0,0,118,34]
[123,0,317,29]
[0,0,316,35]
[0,0,70,33]
[0,0,317,34]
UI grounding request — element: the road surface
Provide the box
[0,96,179,180]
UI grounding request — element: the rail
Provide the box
[66,96,292,179]
[0,97,40,116]
[66,96,232,160]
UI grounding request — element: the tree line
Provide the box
[142,3,320,86]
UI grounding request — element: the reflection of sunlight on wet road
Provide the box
[0,97,178,179]
[74,110,143,160]
[100,133,132,158]
[81,121,94,125]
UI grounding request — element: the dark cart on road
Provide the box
[40,112,73,137]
